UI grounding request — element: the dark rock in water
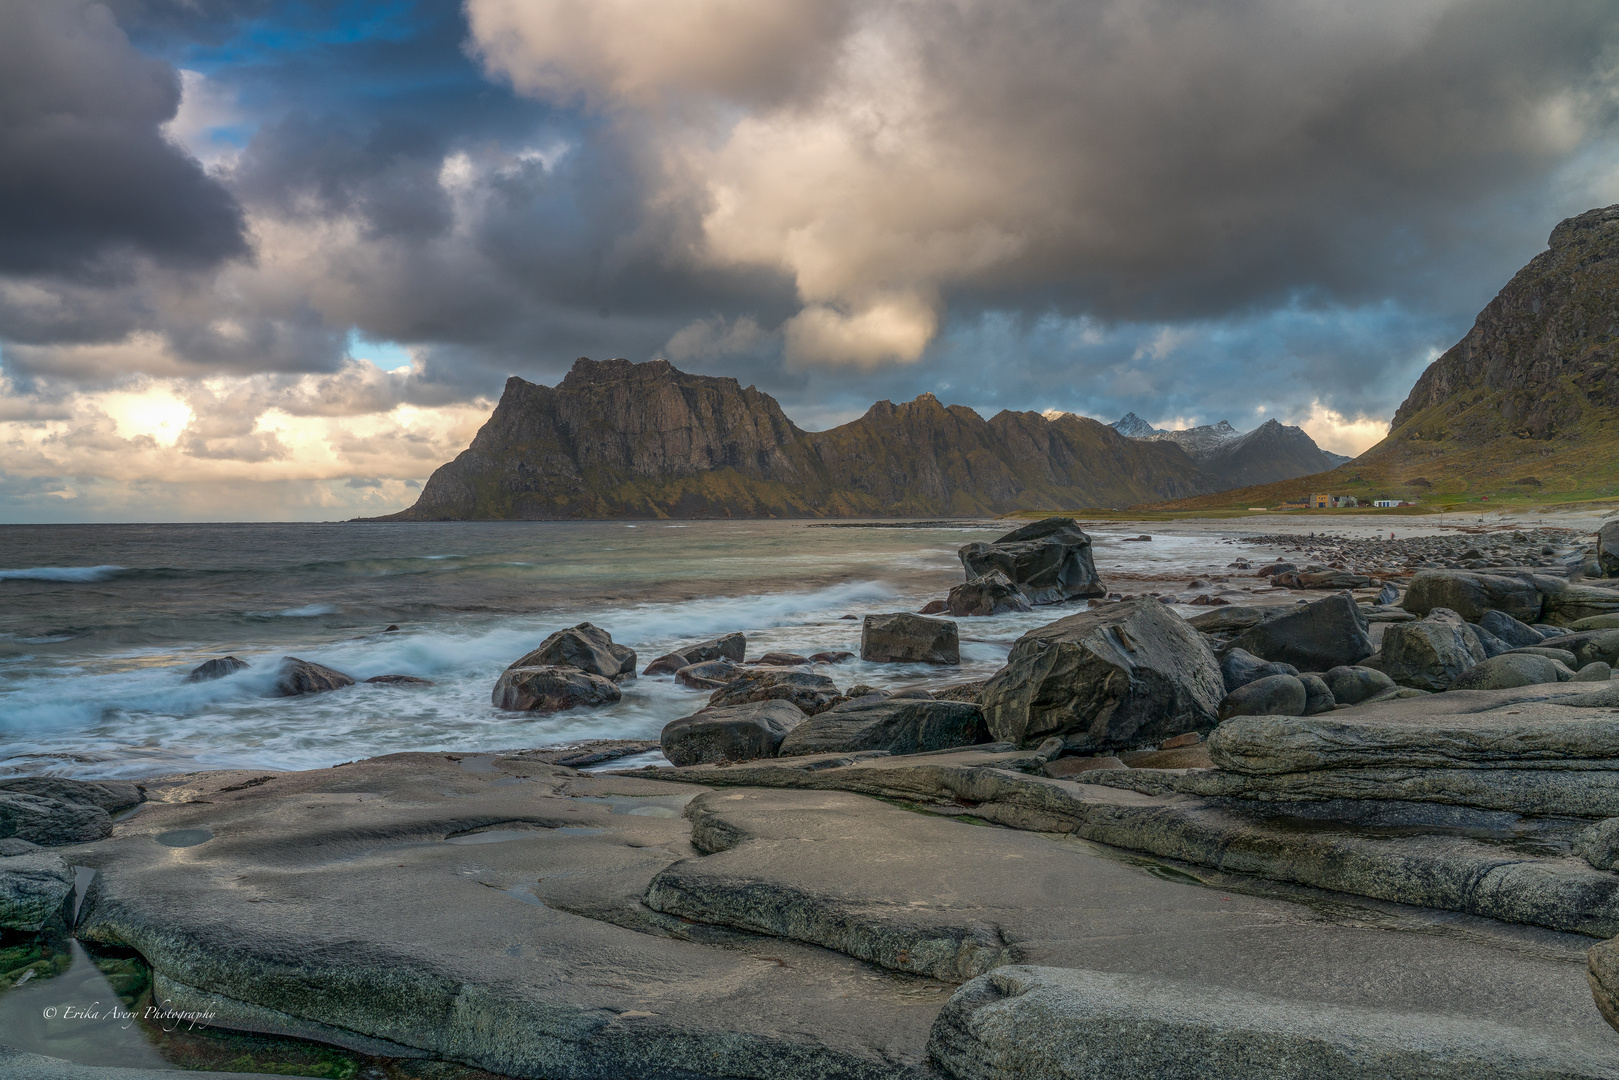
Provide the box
[492,665,621,712]
[0,777,144,815]
[753,651,810,666]
[1274,570,1373,590]
[0,851,75,932]
[948,570,1033,617]
[643,652,690,676]
[661,700,806,766]
[678,633,746,665]
[1256,562,1297,576]
[778,698,988,756]
[932,680,988,704]
[1480,609,1544,650]
[1324,665,1395,705]
[1298,674,1336,715]
[918,600,950,615]
[1402,570,1544,623]
[508,622,637,681]
[1374,582,1400,606]
[1219,647,1300,694]
[365,674,434,686]
[1601,519,1619,578]
[676,658,743,690]
[709,669,842,715]
[861,612,960,665]
[808,651,855,664]
[1217,674,1307,721]
[1381,609,1486,691]
[1223,594,1372,672]
[981,598,1223,749]
[958,517,1105,605]
[0,791,111,846]
[274,657,355,697]
[1451,653,1570,691]
[184,656,249,683]
[843,684,885,699]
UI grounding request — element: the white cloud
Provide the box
[1289,398,1391,457]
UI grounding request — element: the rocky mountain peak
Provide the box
[1110,411,1162,438]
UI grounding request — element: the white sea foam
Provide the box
[0,565,124,582]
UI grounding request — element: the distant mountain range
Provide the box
[1110,413,1352,485]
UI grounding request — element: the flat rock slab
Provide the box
[70,754,943,1080]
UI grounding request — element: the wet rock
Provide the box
[1600,519,1619,578]
[981,598,1223,750]
[918,600,950,615]
[184,656,249,683]
[1575,818,1619,870]
[676,658,743,689]
[492,665,621,712]
[1223,594,1373,672]
[778,698,988,757]
[1298,673,1336,715]
[753,651,810,667]
[365,674,434,686]
[1217,674,1308,721]
[507,622,637,682]
[1451,653,1571,691]
[273,657,355,697]
[808,651,855,664]
[1373,582,1400,606]
[947,571,1034,617]
[1219,647,1299,693]
[1380,609,1486,691]
[957,517,1105,605]
[643,652,690,676]
[1402,570,1545,623]
[0,851,74,932]
[0,777,144,815]
[1256,562,1297,576]
[1480,609,1544,649]
[0,792,111,846]
[1324,665,1395,706]
[679,633,747,665]
[861,612,960,665]
[662,701,807,766]
[1578,662,1614,683]
[709,669,842,715]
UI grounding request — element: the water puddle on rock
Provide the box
[153,828,212,848]
[575,792,697,819]
[445,825,604,844]
[0,939,167,1068]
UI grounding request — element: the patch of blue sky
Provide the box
[180,1,422,70]
[347,330,413,372]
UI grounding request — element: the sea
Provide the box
[0,520,1280,780]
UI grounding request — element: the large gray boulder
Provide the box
[1543,582,1619,626]
[662,701,807,766]
[947,570,1033,617]
[1323,665,1394,705]
[1186,606,1273,637]
[676,658,743,689]
[274,657,354,696]
[1222,594,1372,672]
[1219,647,1298,694]
[980,599,1223,750]
[1298,673,1336,715]
[1217,674,1307,722]
[1450,653,1572,692]
[1380,608,1487,691]
[778,698,988,757]
[861,612,960,665]
[1480,609,1544,649]
[679,633,747,664]
[507,622,636,681]
[492,665,621,712]
[0,791,110,845]
[0,777,144,815]
[709,669,842,715]
[0,851,75,932]
[958,517,1105,605]
[1401,570,1546,623]
[1600,519,1619,578]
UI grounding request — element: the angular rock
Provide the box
[0,851,75,932]
[948,570,1034,617]
[642,652,690,676]
[1600,519,1619,578]
[1575,818,1619,870]
[491,665,621,712]
[1217,674,1307,722]
[957,517,1104,605]
[980,599,1223,750]
[1298,673,1336,715]
[1373,582,1400,606]
[184,656,249,683]
[919,599,950,615]
[678,633,747,664]
[778,698,988,757]
[1402,570,1545,623]
[274,657,354,697]
[933,680,989,704]
[662,701,808,766]
[1467,622,1513,658]
[861,612,960,665]
[1542,583,1619,626]
[1223,594,1372,672]
[930,965,1619,1080]
[1324,665,1395,706]
[1186,606,1274,636]
[1451,653,1569,691]
[0,777,144,815]
[709,669,842,715]
[507,622,636,681]
[1380,609,1486,691]
[1481,609,1544,650]
[0,791,112,845]
[676,658,743,689]
[1219,647,1299,694]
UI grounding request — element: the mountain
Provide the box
[1111,414,1347,488]
[373,358,1228,520]
[1144,204,1619,511]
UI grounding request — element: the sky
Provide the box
[2,0,1618,522]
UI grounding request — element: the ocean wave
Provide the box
[266,604,339,618]
[0,565,124,583]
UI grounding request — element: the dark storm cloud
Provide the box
[0,0,246,278]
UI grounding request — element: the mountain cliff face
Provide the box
[380,358,1228,520]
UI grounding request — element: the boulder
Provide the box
[861,612,960,665]
[980,598,1224,750]
[1450,653,1570,691]
[778,698,989,757]
[1578,662,1614,683]
[933,680,989,704]
[1273,570,1373,590]
[492,665,621,712]
[0,851,75,932]
[1572,614,1619,631]
[661,700,807,766]
[753,651,810,666]
[1373,582,1400,606]
[1217,674,1308,722]
[1563,630,1619,668]
[957,517,1105,605]
[274,657,355,696]
[1380,609,1486,691]
[0,791,111,845]
[1505,645,1579,667]
[947,570,1034,617]
[507,622,636,682]
[708,669,843,715]
[1543,583,1619,626]
[0,777,144,814]
[643,652,690,676]
[1575,818,1619,871]
[1186,606,1275,636]
[1480,609,1544,649]
[1256,562,1297,576]
[1401,570,1544,623]
[184,656,249,683]
[809,651,855,664]
[1323,665,1395,705]
[1467,622,1513,658]
[1223,594,1373,672]
[1600,519,1619,577]
[918,600,950,615]
[1219,647,1299,694]
[1298,673,1336,715]
[676,658,743,689]
[678,633,747,665]
[365,674,433,686]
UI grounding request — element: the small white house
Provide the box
[1373,499,1401,508]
